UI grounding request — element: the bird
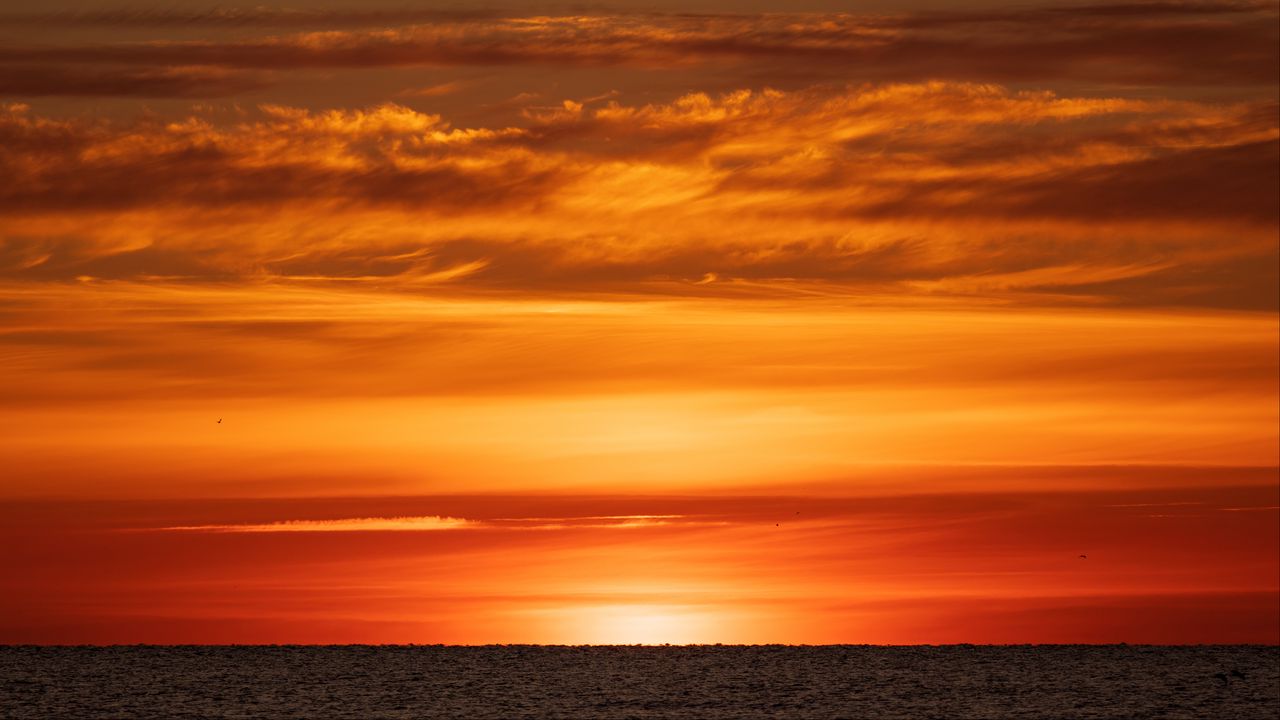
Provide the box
[1078,554,1087,559]
[216,418,222,424]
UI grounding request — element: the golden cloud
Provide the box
[1,83,1275,308]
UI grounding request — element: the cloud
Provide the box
[0,81,1274,308]
[0,7,499,29]
[0,7,501,29]
[150,514,704,533]
[0,65,267,98]
[842,138,1279,224]
[397,80,470,98]
[157,515,474,532]
[0,3,1274,94]
[0,3,1267,29]
[0,102,560,213]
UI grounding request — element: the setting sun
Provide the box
[551,605,726,646]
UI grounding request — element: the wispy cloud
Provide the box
[157,515,474,532]
[150,514,708,533]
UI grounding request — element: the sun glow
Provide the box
[556,604,727,646]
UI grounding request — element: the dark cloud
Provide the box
[0,128,566,214]
[839,140,1280,224]
[1033,245,1280,311]
[0,8,501,28]
[893,0,1272,26]
[12,160,558,212]
[1043,1,1272,17]
[0,64,268,98]
[0,3,1273,95]
[0,2,1267,29]
[0,236,242,282]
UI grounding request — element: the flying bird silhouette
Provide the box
[217,418,222,424]
[1079,554,1087,559]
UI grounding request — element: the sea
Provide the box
[2,645,1277,719]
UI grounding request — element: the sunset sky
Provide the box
[1,0,1276,645]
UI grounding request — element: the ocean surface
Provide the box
[2,645,1277,719]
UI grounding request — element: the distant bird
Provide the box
[217,418,222,424]
[775,523,779,527]
[1078,554,1087,559]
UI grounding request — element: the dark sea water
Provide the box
[2,645,1277,719]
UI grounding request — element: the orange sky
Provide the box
[0,0,1276,644]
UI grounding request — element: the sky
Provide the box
[0,0,1276,645]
